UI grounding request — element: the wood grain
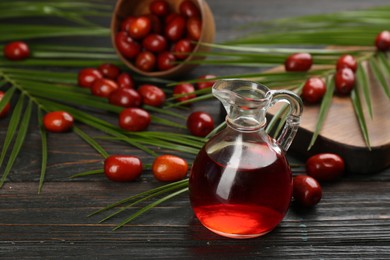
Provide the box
[1,181,390,258]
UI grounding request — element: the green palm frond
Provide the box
[228,6,390,45]
[0,98,32,187]
[307,76,335,150]
[0,1,205,192]
[37,109,48,194]
[175,6,390,151]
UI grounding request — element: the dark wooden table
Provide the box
[1,0,390,258]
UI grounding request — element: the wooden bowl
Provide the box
[111,0,215,78]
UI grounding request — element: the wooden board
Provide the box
[269,64,390,174]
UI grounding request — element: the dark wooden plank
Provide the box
[1,180,390,258]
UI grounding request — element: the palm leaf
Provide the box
[0,94,25,168]
[113,187,188,230]
[0,59,121,68]
[356,62,373,118]
[70,169,104,179]
[0,85,16,115]
[143,105,187,120]
[1,68,78,84]
[0,99,32,187]
[351,89,371,149]
[227,7,390,46]
[377,52,390,75]
[37,109,48,194]
[0,25,109,41]
[99,181,189,224]
[37,98,159,157]
[88,178,189,217]
[307,76,335,150]
[74,127,109,159]
[98,136,199,155]
[368,57,390,100]
[164,93,214,108]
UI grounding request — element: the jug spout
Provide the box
[212,79,272,131]
[212,79,303,151]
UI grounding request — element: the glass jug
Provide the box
[189,79,303,239]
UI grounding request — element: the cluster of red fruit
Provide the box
[75,64,216,182]
[293,153,345,208]
[39,62,217,184]
[77,62,217,135]
[115,0,202,72]
[78,63,164,131]
[77,64,216,183]
[285,30,390,104]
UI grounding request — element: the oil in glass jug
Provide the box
[189,79,303,239]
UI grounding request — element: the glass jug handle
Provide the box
[269,90,303,152]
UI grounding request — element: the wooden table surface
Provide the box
[1,0,390,259]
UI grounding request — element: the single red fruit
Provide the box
[149,0,170,17]
[157,51,176,71]
[179,0,201,18]
[43,111,74,133]
[135,51,156,72]
[306,153,345,182]
[196,74,216,90]
[375,30,390,52]
[104,155,143,182]
[3,41,30,61]
[120,16,136,32]
[77,68,103,88]
[301,77,326,104]
[108,88,142,107]
[138,84,166,107]
[91,78,119,97]
[127,16,152,40]
[187,17,202,41]
[119,108,151,131]
[142,34,167,53]
[116,72,135,89]
[336,54,357,72]
[172,39,194,60]
[115,31,141,59]
[152,155,188,182]
[293,175,322,207]
[335,67,355,95]
[0,91,11,118]
[165,15,186,42]
[98,63,121,80]
[284,53,313,72]
[173,83,196,102]
[187,111,215,137]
